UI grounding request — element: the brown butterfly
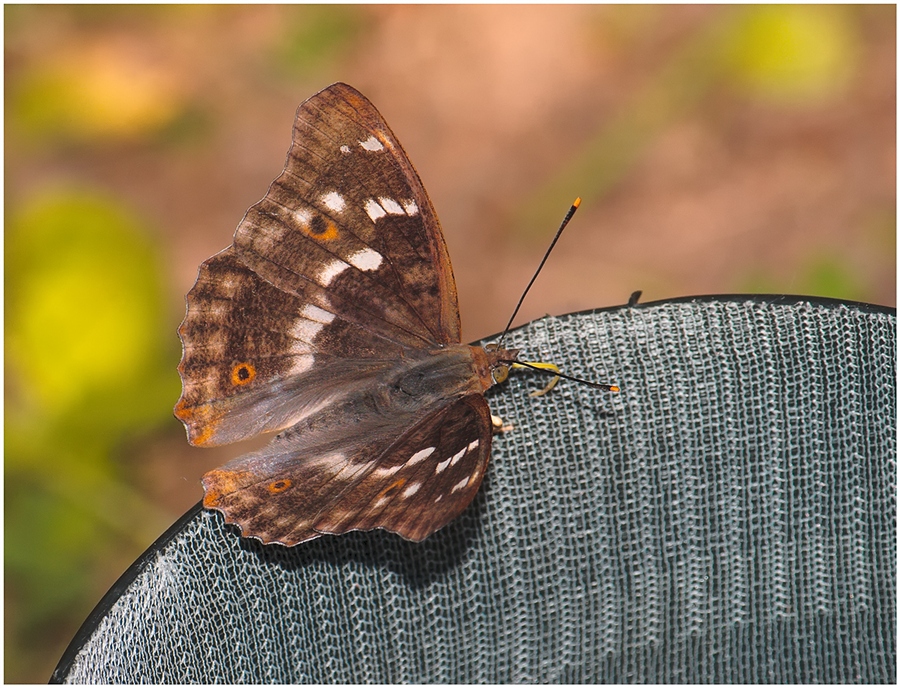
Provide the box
[176,83,605,546]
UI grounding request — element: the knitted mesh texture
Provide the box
[56,298,896,683]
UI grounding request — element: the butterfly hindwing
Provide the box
[176,84,462,446]
[202,394,493,545]
[312,394,494,542]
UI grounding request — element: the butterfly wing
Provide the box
[202,394,493,545]
[176,83,461,446]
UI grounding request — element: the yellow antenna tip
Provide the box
[573,197,582,208]
[609,385,620,393]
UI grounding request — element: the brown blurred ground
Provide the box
[4,5,895,682]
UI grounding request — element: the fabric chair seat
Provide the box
[53,295,896,683]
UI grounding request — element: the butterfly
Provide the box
[176,83,588,546]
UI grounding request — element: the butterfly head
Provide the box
[482,342,520,386]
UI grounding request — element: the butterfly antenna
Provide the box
[497,198,581,347]
[506,360,619,393]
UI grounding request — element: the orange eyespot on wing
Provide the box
[301,214,340,241]
[267,479,293,494]
[230,362,256,386]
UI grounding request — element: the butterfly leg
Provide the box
[491,414,514,434]
[512,361,561,397]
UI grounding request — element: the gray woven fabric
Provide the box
[56,297,896,683]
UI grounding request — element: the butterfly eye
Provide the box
[492,364,510,384]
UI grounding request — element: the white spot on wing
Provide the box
[372,464,402,478]
[402,200,419,216]
[364,199,386,222]
[407,446,436,466]
[449,447,467,467]
[291,318,325,344]
[288,354,315,374]
[317,259,350,286]
[402,482,421,498]
[301,304,335,324]
[290,319,323,343]
[293,208,312,225]
[359,135,384,152]
[435,456,453,474]
[290,305,335,343]
[434,494,443,503]
[379,197,404,215]
[467,439,480,453]
[320,191,346,213]
[340,145,351,154]
[451,476,470,493]
[333,461,370,483]
[302,451,346,470]
[347,247,383,272]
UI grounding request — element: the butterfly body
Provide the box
[177,83,521,545]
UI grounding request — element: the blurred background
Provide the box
[4,5,895,682]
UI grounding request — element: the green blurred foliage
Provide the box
[738,253,866,302]
[6,193,172,418]
[6,5,187,146]
[9,56,184,145]
[5,191,179,679]
[3,4,369,680]
[722,5,858,104]
[801,255,865,301]
[737,209,895,301]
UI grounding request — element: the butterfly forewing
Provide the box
[177,84,462,446]
[294,84,459,342]
[236,83,459,345]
